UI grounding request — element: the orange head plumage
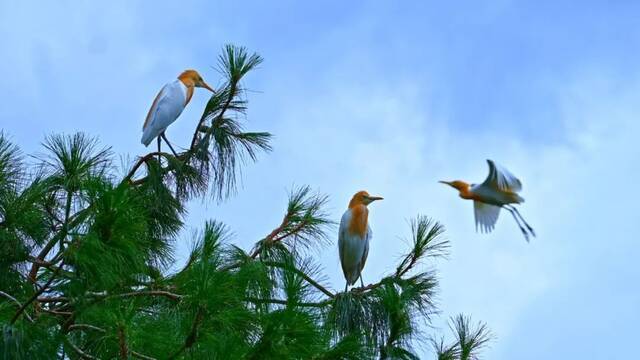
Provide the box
[347,191,383,238]
[178,70,215,92]
[439,180,475,199]
[348,191,383,208]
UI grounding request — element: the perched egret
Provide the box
[339,191,383,292]
[440,159,535,242]
[141,69,214,156]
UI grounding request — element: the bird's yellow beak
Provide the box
[199,81,215,93]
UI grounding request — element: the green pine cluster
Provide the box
[0,45,491,359]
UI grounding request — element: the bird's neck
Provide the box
[177,77,195,106]
[348,205,368,238]
[177,75,196,88]
[457,183,475,200]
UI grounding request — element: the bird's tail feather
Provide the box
[141,129,154,146]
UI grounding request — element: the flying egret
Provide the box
[141,69,214,156]
[339,191,383,292]
[440,159,536,242]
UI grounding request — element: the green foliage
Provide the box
[0,45,490,359]
[432,315,492,360]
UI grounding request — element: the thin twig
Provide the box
[0,291,33,322]
[68,324,106,333]
[189,83,235,151]
[67,339,99,360]
[11,261,65,324]
[263,261,335,298]
[169,306,205,359]
[124,151,174,183]
[131,350,157,360]
[37,296,68,303]
[109,290,183,302]
[116,290,182,301]
[28,203,92,282]
[249,214,290,259]
[245,297,330,308]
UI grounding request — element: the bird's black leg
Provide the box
[510,206,536,237]
[359,275,364,288]
[344,282,348,293]
[156,136,162,163]
[505,206,529,242]
[161,132,179,157]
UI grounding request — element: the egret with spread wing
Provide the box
[141,70,214,156]
[440,159,535,242]
[339,191,383,292]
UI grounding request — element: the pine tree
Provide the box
[0,45,491,359]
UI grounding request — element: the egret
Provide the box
[339,191,383,292]
[141,69,214,156]
[440,159,535,242]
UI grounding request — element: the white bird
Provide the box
[440,159,536,242]
[141,69,214,156]
[339,191,383,292]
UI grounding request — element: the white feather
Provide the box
[141,80,187,146]
[481,159,522,193]
[338,209,371,286]
[473,201,501,233]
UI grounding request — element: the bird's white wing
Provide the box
[338,210,368,285]
[338,212,348,277]
[359,226,371,274]
[141,81,187,146]
[473,200,501,233]
[481,159,522,192]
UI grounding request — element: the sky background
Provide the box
[2,1,639,358]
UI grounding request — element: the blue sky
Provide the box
[2,1,639,358]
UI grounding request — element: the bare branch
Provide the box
[67,339,99,360]
[68,324,106,333]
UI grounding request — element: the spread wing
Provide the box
[481,159,522,193]
[473,201,501,233]
[141,81,186,146]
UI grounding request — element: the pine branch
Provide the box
[169,306,206,359]
[28,205,93,282]
[125,45,270,201]
[123,151,175,182]
[110,290,183,302]
[263,261,335,298]
[67,339,99,360]
[131,350,157,360]
[249,186,332,258]
[396,216,447,278]
[451,314,492,360]
[0,291,33,322]
[245,297,329,308]
[11,260,65,324]
[118,325,128,359]
[68,324,106,333]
